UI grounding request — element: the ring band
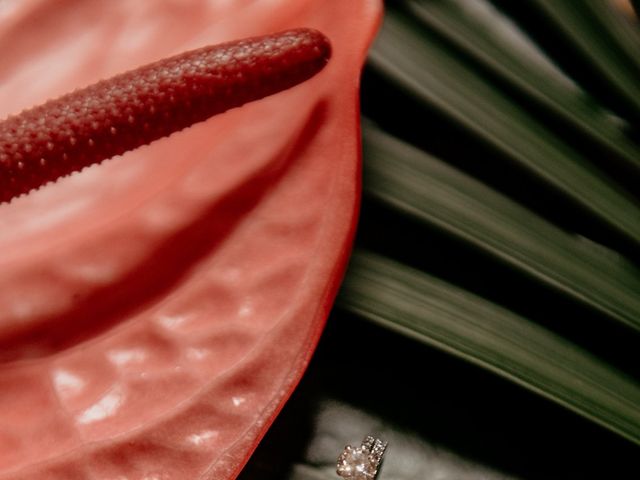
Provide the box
[336,435,388,479]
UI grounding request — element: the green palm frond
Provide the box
[343,0,640,447]
[341,250,640,445]
[360,123,640,330]
[367,6,640,244]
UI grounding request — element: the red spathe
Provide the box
[0,1,382,478]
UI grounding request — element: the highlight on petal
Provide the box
[0,1,382,479]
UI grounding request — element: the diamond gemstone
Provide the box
[337,446,376,479]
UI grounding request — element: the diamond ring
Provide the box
[336,435,388,479]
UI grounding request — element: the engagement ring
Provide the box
[336,435,387,479]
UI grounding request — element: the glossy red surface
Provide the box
[0,0,381,478]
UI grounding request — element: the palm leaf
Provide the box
[339,250,640,445]
[405,0,640,173]
[368,6,640,245]
[490,0,640,120]
[342,0,640,447]
[361,123,640,330]
[340,0,640,442]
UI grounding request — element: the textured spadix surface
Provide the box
[0,0,382,478]
[0,29,331,202]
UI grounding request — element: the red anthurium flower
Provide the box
[0,1,381,479]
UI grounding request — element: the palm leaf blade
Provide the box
[528,0,640,116]
[369,8,640,245]
[406,0,640,172]
[362,124,640,330]
[339,250,640,445]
